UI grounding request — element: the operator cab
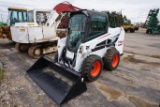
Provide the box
[27,10,51,25]
[8,7,27,26]
[66,9,108,52]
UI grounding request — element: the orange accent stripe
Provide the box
[118,44,122,46]
[98,34,110,39]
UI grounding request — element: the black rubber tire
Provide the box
[130,29,135,33]
[81,55,103,82]
[104,48,120,71]
[132,30,135,33]
[125,29,128,32]
[28,46,42,58]
[15,43,29,52]
[54,51,58,61]
[146,29,149,34]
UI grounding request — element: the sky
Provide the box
[0,0,160,23]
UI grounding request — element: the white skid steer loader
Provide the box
[27,9,125,106]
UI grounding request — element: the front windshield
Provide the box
[67,14,87,52]
[10,10,27,25]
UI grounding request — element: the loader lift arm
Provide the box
[46,1,81,27]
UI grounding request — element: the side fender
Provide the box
[115,28,125,55]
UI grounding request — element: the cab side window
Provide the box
[88,16,107,40]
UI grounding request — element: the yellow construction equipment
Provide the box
[122,24,138,33]
[0,7,27,39]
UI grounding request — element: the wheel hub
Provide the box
[34,48,41,56]
[90,61,101,77]
[112,54,119,67]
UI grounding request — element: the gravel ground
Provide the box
[0,28,160,107]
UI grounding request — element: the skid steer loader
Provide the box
[27,9,125,106]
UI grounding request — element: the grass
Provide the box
[0,68,4,80]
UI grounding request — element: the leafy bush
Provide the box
[0,22,7,26]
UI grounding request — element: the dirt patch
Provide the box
[0,42,15,49]
[122,55,160,66]
[99,85,122,100]
[94,81,122,100]
[124,50,136,55]
[149,55,160,59]
[126,46,140,49]
[148,43,160,49]
[128,96,158,107]
[124,50,160,59]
